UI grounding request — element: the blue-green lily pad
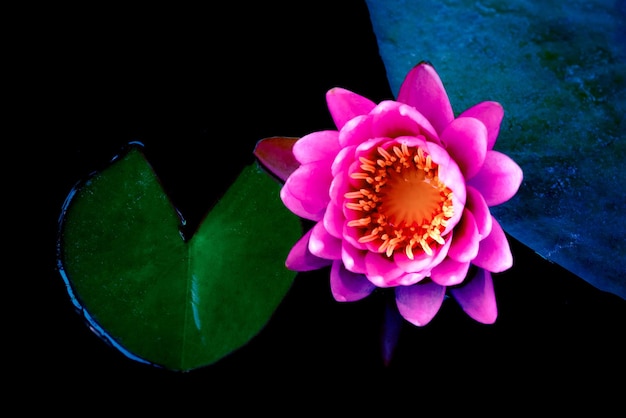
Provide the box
[57,143,302,371]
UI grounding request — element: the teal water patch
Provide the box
[365,0,626,299]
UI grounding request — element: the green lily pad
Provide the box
[57,144,302,371]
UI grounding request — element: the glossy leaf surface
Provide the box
[57,145,302,371]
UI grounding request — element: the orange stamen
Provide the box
[346,143,453,260]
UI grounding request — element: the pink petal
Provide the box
[394,231,452,274]
[280,184,324,221]
[459,101,504,151]
[395,272,429,286]
[329,165,350,201]
[440,116,487,180]
[308,221,342,260]
[447,208,479,263]
[397,61,454,135]
[364,252,405,287]
[449,268,497,324]
[292,130,340,164]
[341,242,367,274]
[465,186,492,239]
[472,217,513,273]
[330,261,376,302]
[370,101,439,144]
[342,220,367,251]
[354,135,383,157]
[338,114,373,148]
[394,249,436,274]
[467,150,523,207]
[430,257,470,286]
[253,136,300,182]
[285,228,332,271]
[322,201,344,238]
[424,141,466,230]
[284,162,333,215]
[330,146,355,178]
[326,87,377,131]
[395,281,446,326]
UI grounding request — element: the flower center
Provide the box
[346,143,453,259]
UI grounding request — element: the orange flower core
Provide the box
[346,143,454,259]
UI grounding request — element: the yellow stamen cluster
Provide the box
[346,143,454,259]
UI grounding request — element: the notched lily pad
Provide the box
[57,143,302,371]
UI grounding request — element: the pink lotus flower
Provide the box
[255,62,523,329]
